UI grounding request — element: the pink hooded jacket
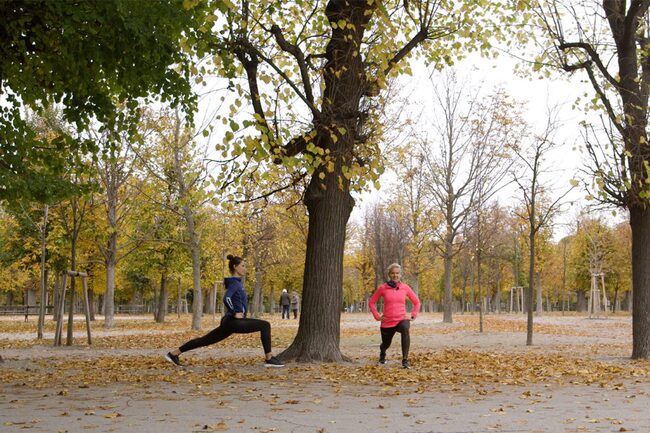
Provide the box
[369,281,421,328]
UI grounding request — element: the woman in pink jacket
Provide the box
[369,263,421,369]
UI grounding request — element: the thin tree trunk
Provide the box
[206,281,216,316]
[469,262,475,314]
[103,231,117,328]
[88,288,95,321]
[443,241,454,323]
[478,252,483,332]
[495,261,502,314]
[176,277,182,318]
[37,205,48,339]
[526,231,535,346]
[186,208,202,330]
[52,273,60,323]
[251,253,264,316]
[536,271,543,316]
[66,244,77,346]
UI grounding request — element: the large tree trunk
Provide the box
[630,207,650,359]
[280,173,354,362]
[279,1,370,361]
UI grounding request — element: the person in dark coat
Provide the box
[164,255,284,368]
[280,289,291,319]
[290,291,300,319]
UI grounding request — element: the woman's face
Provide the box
[234,260,246,277]
[388,267,401,283]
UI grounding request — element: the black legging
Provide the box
[380,319,410,360]
[179,316,272,354]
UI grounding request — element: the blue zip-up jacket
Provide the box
[223,277,247,318]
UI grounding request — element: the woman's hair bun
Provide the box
[226,254,234,260]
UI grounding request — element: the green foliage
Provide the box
[0,0,222,203]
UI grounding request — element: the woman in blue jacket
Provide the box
[165,254,284,367]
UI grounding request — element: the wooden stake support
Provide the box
[509,286,524,313]
[588,272,608,319]
[54,270,92,346]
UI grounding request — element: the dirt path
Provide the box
[2,313,649,432]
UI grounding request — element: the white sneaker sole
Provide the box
[264,364,285,368]
[164,354,183,367]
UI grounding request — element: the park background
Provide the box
[0,0,646,357]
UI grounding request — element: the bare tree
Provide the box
[368,203,410,287]
[466,200,511,330]
[511,109,574,345]
[532,0,650,358]
[394,149,435,295]
[421,71,521,323]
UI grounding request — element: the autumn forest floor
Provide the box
[1,312,649,433]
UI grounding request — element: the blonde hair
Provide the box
[386,263,401,273]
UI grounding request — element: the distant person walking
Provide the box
[164,255,284,368]
[280,289,291,319]
[290,291,300,319]
[369,263,421,369]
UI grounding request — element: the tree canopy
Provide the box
[0,0,224,202]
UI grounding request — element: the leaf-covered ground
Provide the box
[1,313,649,432]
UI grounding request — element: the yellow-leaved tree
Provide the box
[207,0,531,361]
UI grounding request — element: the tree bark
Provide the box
[630,206,650,358]
[279,1,371,361]
[576,290,587,312]
[102,163,119,328]
[155,273,168,323]
[443,238,454,323]
[535,271,543,315]
[280,170,354,362]
[103,231,117,328]
[37,205,48,339]
[188,226,202,330]
[477,251,483,332]
[251,253,264,316]
[526,228,535,346]
[206,281,217,316]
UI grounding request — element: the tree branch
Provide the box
[270,24,315,107]
[557,42,619,89]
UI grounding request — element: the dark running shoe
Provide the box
[165,352,182,367]
[264,356,285,368]
[402,359,411,369]
[378,352,386,365]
